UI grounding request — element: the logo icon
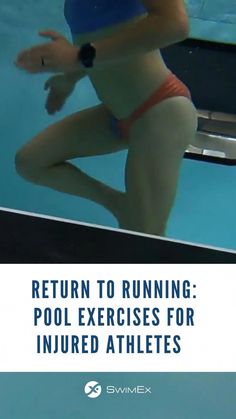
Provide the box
[84,381,102,398]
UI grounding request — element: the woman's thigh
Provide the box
[16,104,127,168]
[123,97,198,235]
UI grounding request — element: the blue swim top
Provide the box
[64,0,147,36]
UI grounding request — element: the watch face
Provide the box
[80,43,96,67]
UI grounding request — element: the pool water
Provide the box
[1,0,236,250]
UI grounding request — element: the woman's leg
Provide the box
[15,104,127,219]
[120,97,198,236]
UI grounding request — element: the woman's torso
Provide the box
[65,1,170,118]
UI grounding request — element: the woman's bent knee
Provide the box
[15,148,43,183]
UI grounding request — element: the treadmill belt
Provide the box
[0,209,235,263]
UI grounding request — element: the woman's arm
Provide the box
[91,0,189,67]
[15,1,189,74]
[64,67,86,82]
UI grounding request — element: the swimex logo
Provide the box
[107,386,152,395]
[84,381,102,398]
[84,382,151,398]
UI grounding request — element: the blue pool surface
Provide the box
[187,0,236,42]
[1,0,236,250]
[0,373,235,419]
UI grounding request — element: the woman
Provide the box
[15,0,197,236]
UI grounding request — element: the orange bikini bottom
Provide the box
[110,72,191,141]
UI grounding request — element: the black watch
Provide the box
[78,43,96,68]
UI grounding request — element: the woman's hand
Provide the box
[15,30,81,74]
[44,74,77,115]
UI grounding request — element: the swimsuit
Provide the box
[110,73,191,141]
[64,1,191,141]
[64,0,147,36]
